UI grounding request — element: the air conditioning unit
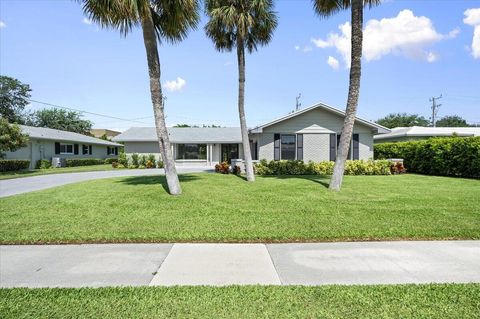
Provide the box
[51,157,66,168]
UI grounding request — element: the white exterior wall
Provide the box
[303,134,330,162]
[359,133,374,159]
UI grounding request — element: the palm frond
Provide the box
[312,0,381,18]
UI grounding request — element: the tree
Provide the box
[376,113,429,128]
[205,0,278,182]
[0,76,34,124]
[436,115,469,127]
[34,108,93,135]
[80,0,200,195]
[313,0,380,191]
[0,117,29,158]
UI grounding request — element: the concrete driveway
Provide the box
[0,167,213,198]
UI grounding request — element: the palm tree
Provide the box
[313,0,380,191]
[80,0,200,195]
[205,0,278,182]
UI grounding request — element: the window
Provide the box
[107,147,117,155]
[60,144,73,154]
[176,144,207,160]
[281,135,296,160]
[82,144,92,155]
[336,134,353,160]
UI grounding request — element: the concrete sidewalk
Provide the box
[1,241,479,288]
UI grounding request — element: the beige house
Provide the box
[113,102,390,166]
[5,125,122,168]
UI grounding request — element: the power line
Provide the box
[27,99,152,125]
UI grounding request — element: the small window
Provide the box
[82,144,90,155]
[281,135,296,160]
[60,144,73,154]
[107,147,117,155]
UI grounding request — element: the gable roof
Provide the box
[249,101,390,134]
[20,125,122,146]
[113,127,242,143]
[374,126,480,140]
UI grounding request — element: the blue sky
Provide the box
[1,0,479,131]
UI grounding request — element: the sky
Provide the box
[0,0,479,131]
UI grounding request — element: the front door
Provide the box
[221,144,239,164]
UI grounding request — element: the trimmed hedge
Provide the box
[374,137,480,178]
[65,158,105,167]
[254,159,392,176]
[35,159,52,169]
[0,159,30,172]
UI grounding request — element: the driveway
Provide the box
[0,167,213,198]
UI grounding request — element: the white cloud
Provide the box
[464,8,480,59]
[164,77,186,92]
[82,17,93,25]
[294,45,300,50]
[311,10,457,67]
[302,46,312,53]
[0,21,6,28]
[327,56,340,70]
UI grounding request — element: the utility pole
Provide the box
[429,94,442,127]
[296,93,302,111]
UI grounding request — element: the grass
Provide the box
[0,164,120,180]
[1,284,479,318]
[0,173,479,243]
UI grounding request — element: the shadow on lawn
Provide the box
[117,174,201,193]
[261,175,331,188]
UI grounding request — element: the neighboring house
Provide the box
[374,126,480,144]
[90,128,121,139]
[4,125,122,168]
[113,102,389,166]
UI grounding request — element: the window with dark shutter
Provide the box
[329,134,336,161]
[274,134,280,161]
[55,142,60,155]
[114,147,118,155]
[89,145,92,155]
[74,144,79,155]
[296,134,303,161]
[353,134,359,160]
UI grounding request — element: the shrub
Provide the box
[147,154,156,167]
[130,153,139,168]
[232,165,241,175]
[65,158,104,167]
[118,152,128,167]
[254,160,392,176]
[146,160,155,169]
[139,154,147,167]
[375,137,480,178]
[157,161,164,168]
[111,161,119,168]
[104,158,118,164]
[0,159,30,172]
[215,161,231,174]
[35,159,52,169]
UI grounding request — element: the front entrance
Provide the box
[221,144,239,164]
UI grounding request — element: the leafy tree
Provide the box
[0,117,29,158]
[436,115,469,127]
[0,76,34,124]
[80,0,200,195]
[34,108,93,135]
[174,124,191,128]
[205,0,278,182]
[313,0,381,191]
[376,113,430,128]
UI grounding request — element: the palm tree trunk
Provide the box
[329,0,363,192]
[236,38,255,181]
[140,11,182,195]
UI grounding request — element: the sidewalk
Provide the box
[1,241,479,288]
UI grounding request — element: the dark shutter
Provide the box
[353,134,359,160]
[274,134,280,161]
[329,134,336,161]
[74,144,79,155]
[107,147,110,155]
[89,145,92,155]
[55,142,60,154]
[296,134,303,161]
[114,147,118,155]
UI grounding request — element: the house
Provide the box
[4,125,122,168]
[113,102,390,166]
[90,128,121,139]
[374,126,480,144]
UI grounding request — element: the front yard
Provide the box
[0,164,119,180]
[0,173,478,243]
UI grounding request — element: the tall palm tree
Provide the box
[80,0,200,195]
[313,0,380,191]
[205,0,278,182]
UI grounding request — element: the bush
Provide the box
[118,152,128,167]
[130,153,139,168]
[157,161,164,169]
[0,159,30,172]
[374,137,480,178]
[254,159,392,176]
[147,154,156,167]
[215,162,230,174]
[111,161,119,168]
[65,158,104,167]
[104,158,118,164]
[139,154,147,167]
[146,160,155,169]
[35,159,52,169]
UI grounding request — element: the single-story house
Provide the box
[374,126,480,144]
[113,102,389,166]
[4,125,122,168]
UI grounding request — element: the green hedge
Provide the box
[374,137,480,178]
[254,159,392,176]
[35,159,52,169]
[0,159,30,172]
[65,158,105,167]
[104,158,118,164]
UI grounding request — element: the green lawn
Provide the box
[1,284,479,318]
[1,173,478,243]
[0,164,120,180]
